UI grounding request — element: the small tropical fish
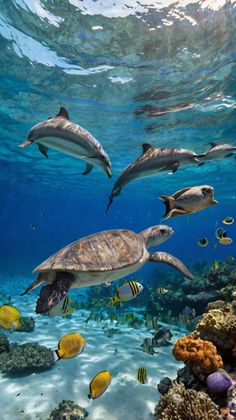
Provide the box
[141,339,158,355]
[88,371,112,399]
[161,185,218,219]
[109,281,143,305]
[215,227,227,240]
[197,237,209,247]
[156,288,168,295]
[145,317,159,330]
[219,237,233,245]
[54,332,86,361]
[222,217,234,225]
[226,256,235,264]
[137,367,148,384]
[0,305,21,330]
[44,296,74,317]
[212,260,219,271]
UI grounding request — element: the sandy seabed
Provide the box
[0,277,185,420]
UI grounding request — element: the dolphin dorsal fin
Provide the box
[209,142,218,149]
[55,107,69,120]
[142,143,154,153]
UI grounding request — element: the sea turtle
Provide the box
[21,225,193,313]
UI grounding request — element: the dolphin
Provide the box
[198,142,236,165]
[105,143,199,212]
[18,107,112,178]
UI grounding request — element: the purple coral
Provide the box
[207,371,233,393]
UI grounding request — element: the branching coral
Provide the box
[155,382,221,420]
[197,303,236,356]
[172,332,223,375]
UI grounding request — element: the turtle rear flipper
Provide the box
[36,273,73,313]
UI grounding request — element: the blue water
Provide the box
[0,1,236,418]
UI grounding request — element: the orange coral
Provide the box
[172,332,223,375]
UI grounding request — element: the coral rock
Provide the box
[17,316,35,333]
[172,332,223,375]
[0,334,9,353]
[48,400,88,420]
[155,382,221,419]
[197,304,236,356]
[0,342,54,373]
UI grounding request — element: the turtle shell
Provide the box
[33,230,145,273]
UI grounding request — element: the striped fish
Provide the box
[137,367,148,384]
[44,295,74,317]
[108,281,143,305]
[156,288,168,295]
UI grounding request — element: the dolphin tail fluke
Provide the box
[18,140,31,148]
[105,196,113,214]
[82,163,93,176]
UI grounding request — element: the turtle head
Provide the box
[141,225,174,248]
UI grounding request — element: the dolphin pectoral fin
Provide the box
[149,251,193,280]
[18,140,31,148]
[198,162,205,166]
[160,162,179,173]
[82,163,94,175]
[226,153,233,158]
[192,157,200,164]
[55,106,69,120]
[38,144,48,158]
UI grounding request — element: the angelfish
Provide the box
[106,143,199,212]
[18,107,112,178]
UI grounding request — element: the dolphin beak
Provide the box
[18,139,31,148]
[105,165,112,178]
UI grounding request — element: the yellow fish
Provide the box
[215,227,227,240]
[88,370,112,400]
[137,367,148,384]
[222,217,234,225]
[0,305,21,330]
[197,237,209,247]
[156,288,168,295]
[219,237,233,245]
[54,332,86,361]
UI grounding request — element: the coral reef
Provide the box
[17,316,35,332]
[0,342,54,373]
[155,382,221,419]
[207,371,233,394]
[197,300,236,359]
[48,400,88,420]
[0,334,9,353]
[172,332,223,375]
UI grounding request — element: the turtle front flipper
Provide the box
[149,251,193,280]
[36,272,74,314]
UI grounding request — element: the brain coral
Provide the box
[197,304,236,354]
[155,382,221,420]
[172,332,223,375]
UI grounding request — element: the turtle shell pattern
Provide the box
[33,230,145,273]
